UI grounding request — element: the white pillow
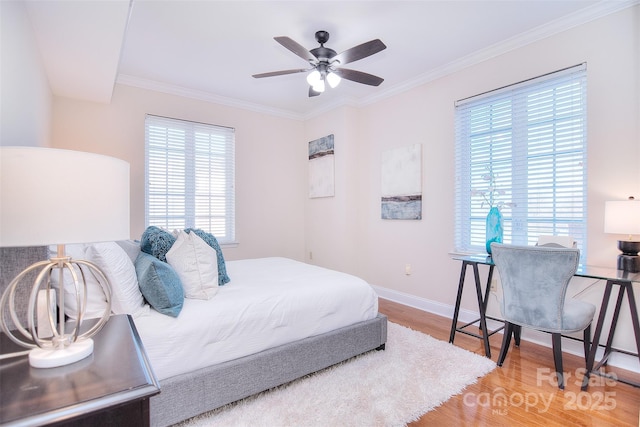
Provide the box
[86,242,149,317]
[48,244,109,320]
[166,231,219,300]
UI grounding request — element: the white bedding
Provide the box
[133,257,379,380]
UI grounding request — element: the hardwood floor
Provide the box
[378,298,640,427]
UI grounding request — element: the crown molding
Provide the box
[116,74,306,120]
[360,0,639,107]
[118,0,638,119]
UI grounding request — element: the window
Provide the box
[454,64,587,259]
[145,115,235,244]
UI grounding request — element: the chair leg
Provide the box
[551,333,565,390]
[513,324,522,347]
[497,322,514,367]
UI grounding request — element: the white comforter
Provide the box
[133,257,379,380]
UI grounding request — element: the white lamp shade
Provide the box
[326,72,341,88]
[604,199,640,236]
[312,79,325,93]
[0,147,130,247]
[306,70,321,86]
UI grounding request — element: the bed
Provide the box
[0,241,387,427]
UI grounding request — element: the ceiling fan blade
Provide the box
[252,68,310,78]
[274,36,317,62]
[333,39,386,65]
[332,68,384,86]
[308,86,322,97]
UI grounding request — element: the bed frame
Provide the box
[0,247,388,427]
[150,314,387,426]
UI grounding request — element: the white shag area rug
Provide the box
[175,322,495,427]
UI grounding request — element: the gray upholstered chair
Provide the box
[490,243,596,389]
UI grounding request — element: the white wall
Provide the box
[0,1,52,147]
[51,84,307,262]
[304,6,640,358]
[303,106,364,275]
[347,5,639,298]
[6,0,638,362]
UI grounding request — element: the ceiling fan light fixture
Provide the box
[312,79,325,93]
[306,69,321,86]
[326,72,341,88]
[253,31,386,98]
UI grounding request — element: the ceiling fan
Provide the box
[252,30,387,97]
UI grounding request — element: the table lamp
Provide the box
[604,196,640,272]
[0,147,130,368]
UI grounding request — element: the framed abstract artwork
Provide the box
[381,144,422,220]
[308,134,335,198]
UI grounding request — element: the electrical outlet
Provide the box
[309,251,313,260]
[405,264,411,275]
[490,278,498,292]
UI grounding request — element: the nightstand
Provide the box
[0,315,160,426]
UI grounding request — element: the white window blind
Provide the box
[454,64,587,259]
[145,115,236,244]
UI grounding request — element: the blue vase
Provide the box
[485,206,503,254]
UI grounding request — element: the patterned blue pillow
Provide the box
[184,228,230,286]
[135,251,184,317]
[140,226,176,262]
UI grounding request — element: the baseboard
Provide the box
[373,285,640,374]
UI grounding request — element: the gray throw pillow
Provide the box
[116,239,141,264]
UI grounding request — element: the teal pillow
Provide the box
[141,226,176,262]
[135,251,184,317]
[184,228,230,286]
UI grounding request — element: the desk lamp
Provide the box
[604,196,640,272]
[0,147,130,368]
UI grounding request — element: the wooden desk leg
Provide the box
[481,265,495,314]
[581,280,640,390]
[582,280,613,391]
[473,263,492,358]
[601,285,627,366]
[626,282,640,372]
[449,262,468,344]
[624,283,640,368]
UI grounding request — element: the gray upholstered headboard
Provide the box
[0,246,49,330]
